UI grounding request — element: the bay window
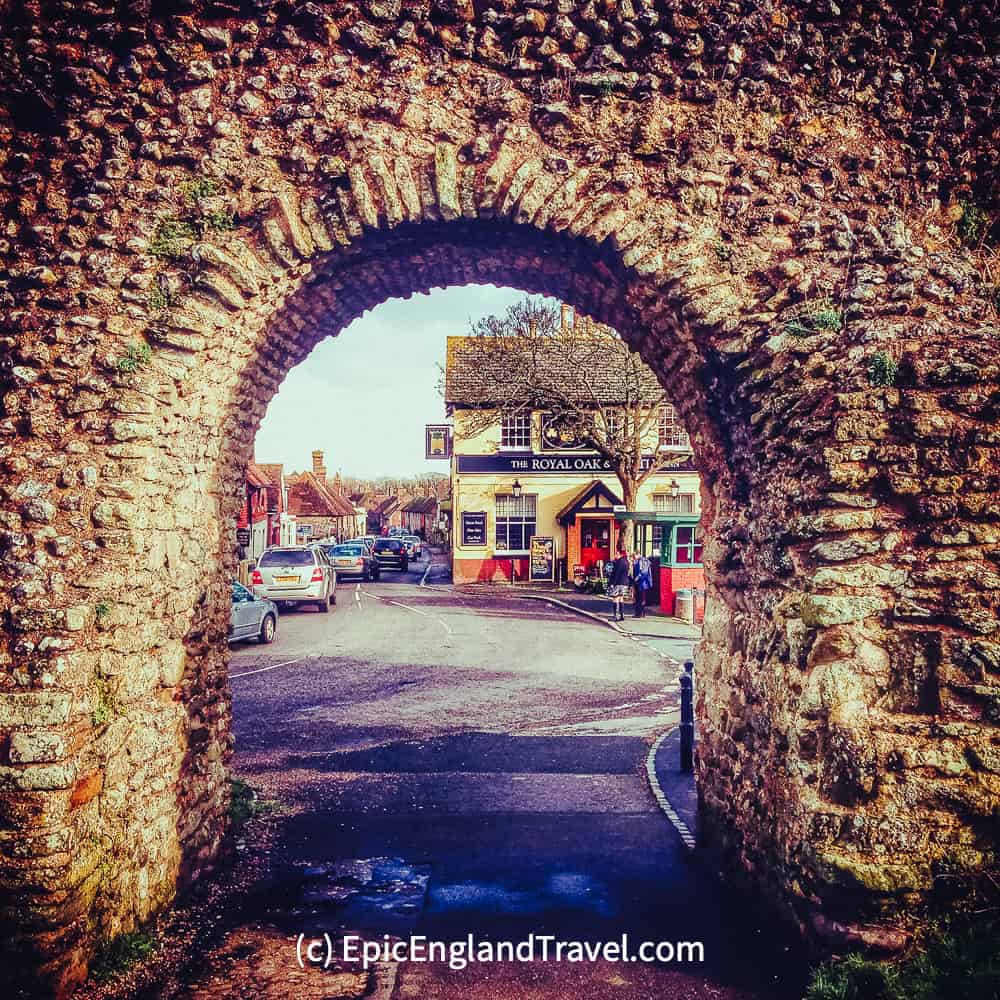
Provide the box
[495,493,537,551]
[673,525,703,565]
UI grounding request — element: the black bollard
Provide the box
[679,659,694,773]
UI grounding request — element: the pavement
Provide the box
[452,579,703,668]
[74,551,803,1000]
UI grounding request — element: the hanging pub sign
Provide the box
[461,511,487,547]
[529,535,555,582]
[425,424,452,459]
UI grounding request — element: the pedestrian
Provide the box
[607,544,632,622]
[632,550,653,618]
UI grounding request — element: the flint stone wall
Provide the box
[0,1,997,994]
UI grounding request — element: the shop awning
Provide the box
[556,480,623,526]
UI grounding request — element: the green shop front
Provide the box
[620,511,705,619]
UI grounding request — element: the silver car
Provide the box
[251,545,337,613]
[229,581,278,644]
[403,535,423,558]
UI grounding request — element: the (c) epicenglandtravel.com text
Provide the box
[296,932,707,971]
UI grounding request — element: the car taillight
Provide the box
[310,567,324,582]
[251,569,263,585]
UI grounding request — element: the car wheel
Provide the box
[317,592,330,613]
[330,588,336,606]
[258,614,276,644]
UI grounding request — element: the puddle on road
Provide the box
[284,857,432,936]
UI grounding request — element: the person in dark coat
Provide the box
[607,545,632,622]
[632,550,653,618]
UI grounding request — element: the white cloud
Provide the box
[254,285,545,478]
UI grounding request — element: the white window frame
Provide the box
[653,492,696,514]
[603,409,622,442]
[495,493,537,553]
[658,404,690,451]
[500,413,532,451]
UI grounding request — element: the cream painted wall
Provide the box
[451,409,700,559]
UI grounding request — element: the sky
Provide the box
[253,285,538,479]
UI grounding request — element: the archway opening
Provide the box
[206,253,801,997]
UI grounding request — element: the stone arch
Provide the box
[1,3,998,994]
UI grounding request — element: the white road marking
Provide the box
[387,600,431,618]
[354,584,361,604]
[230,657,305,679]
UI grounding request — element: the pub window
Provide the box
[658,404,690,450]
[603,409,622,441]
[674,525,703,565]
[653,492,696,514]
[634,523,663,558]
[495,493,537,551]
[500,413,532,450]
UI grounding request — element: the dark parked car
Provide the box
[322,542,380,581]
[229,581,278,644]
[372,537,409,571]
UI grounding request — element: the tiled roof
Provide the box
[373,495,400,516]
[255,463,284,487]
[287,473,356,518]
[404,496,438,514]
[245,463,270,489]
[445,335,664,406]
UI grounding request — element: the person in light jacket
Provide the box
[632,550,653,618]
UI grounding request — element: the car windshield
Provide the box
[374,540,400,551]
[405,537,419,543]
[332,545,363,556]
[259,549,313,567]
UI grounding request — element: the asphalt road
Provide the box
[220,553,804,1000]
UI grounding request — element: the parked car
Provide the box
[321,542,380,581]
[403,535,423,558]
[230,581,278,644]
[399,536,418,560]
[251,545,337,612]
[372,537,409,571]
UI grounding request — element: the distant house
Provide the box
[286,472,358,543]
[359,494,402,534]
[237,463,271,562]
[256,463,297,548]
[402,495,439,537]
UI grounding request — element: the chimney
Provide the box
[311,450,326,479]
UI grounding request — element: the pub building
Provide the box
[444,333,706,616]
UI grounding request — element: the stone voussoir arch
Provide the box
[0,2,998,995]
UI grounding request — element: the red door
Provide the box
[580,519,612,572]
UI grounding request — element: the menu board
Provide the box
[462,511,487,547]
[529,535,555,582]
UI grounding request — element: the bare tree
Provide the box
[447,297,692,550]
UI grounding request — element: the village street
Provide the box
[119,568,805,1000]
